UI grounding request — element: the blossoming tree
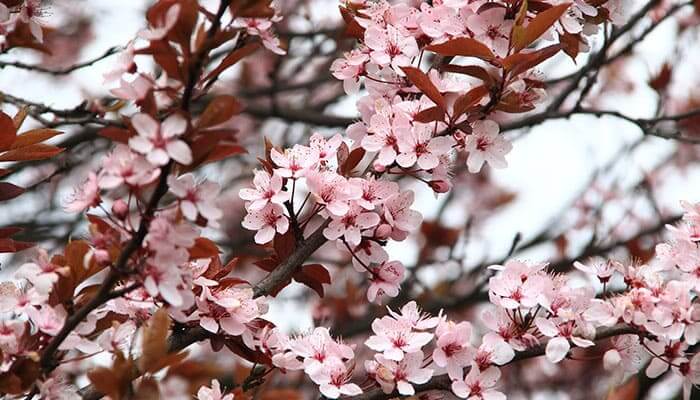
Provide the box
[1,0,700,399]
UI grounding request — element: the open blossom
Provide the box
[364,24,418,74]
[239,169,290,211]
[242,203,289,244]
[433,320,475,379]
[331,48,368,94]
[451,366,505,400]
[64,172,101,213]
[197,286,265,336]
[99,144,159,189]
[535,318,594,363]
[468,8,512,57]
[129,113,192,166]
[28,305,67,336]
[307,171,362,216]
[366,314,433,361]
[168,174,223,224]
[138,3,180,40]
[308,357,362,399]
[367,260,405,302]
[381,190,422,239]
[270,144,319,178]
[289,327,355,376]
[197,380,233,400]
[110,74,153,101]
[362,101,412,166]
[465,120,511,173]
[355,177,399,210]
[324,204,380,246]
[372,351,433,395]
[309,132,343,164]
[397,125,455,170]
[15,248,68,294]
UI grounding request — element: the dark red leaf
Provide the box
[400,66,447,111]
[425,37,497,62]
[0,182,25,201]
[0,111,17,152]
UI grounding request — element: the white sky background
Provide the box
[1,0,700,366]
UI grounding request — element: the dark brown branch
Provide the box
[0,46,120,75]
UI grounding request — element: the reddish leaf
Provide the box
[441,64,495,87]
[341,147,365,175]
[204,42,261,82]
[425,37,497,62]
[197,95,243,128]
[414,106,445,123]
[0,182,25,201]
[274,229,296,259]
[0,111,17,151]
[513,3,571,51]
[649,63,672,93]
[99,127,133,144]
[401,66,446,111]
[0,143,63,162]
[201,143,246,164]
[559,32,580,62]
[10,128,61,149]
[188,237,221,259]
[503,44,561,77]
[294,264,331,297]
[0,237,33,253]
[453,85,489,117]
[339,6,365,40]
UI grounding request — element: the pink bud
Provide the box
[94,249,111,265]
[375,224,392,239]
[112,199,128,220]
[429,180,450,193]
[373,161,386,172]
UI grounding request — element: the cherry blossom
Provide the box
[197,380,233,400]
[129,113,193,166]
[324,203,380,246]
[451,366,505,400]
[168,173,223,225]
[372,351,433,395]
[465,120,512,173]
[241,203,289,244]
[367,260,405,302]
[239,169,290,211]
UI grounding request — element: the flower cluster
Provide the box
[239,132,420,303]
[0,0,45,48]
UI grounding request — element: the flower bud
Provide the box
[373,161,386,172]
[375,224,392,239]
[603,349,621,371]
[112,199,128,220]
[429,180,450,193]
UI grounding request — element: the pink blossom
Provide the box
[451,366,505,400]
[534,317,594,363]
[366,315,433,361]
[197,380,233,400]
[364,24,419,74]
[367,260,405,302]
[397,125,455,170]
[309,132,343,164]
[241,203,289,244]
[64,172,101,213]
[289,327,355,376]
[129,113,192,166]
[28,305,67,336]
[270,144,319,179]
[239,169,290,211]
[308,357,362,399]
[15,248,68,294]
[324,203,380,246]
[465,120,511,173]
[382,190,422,239]
[362,100,412,166]
[110,74,153,101]
[168,173,223,224]
[331,49,368,94]
[388,301,440,330]
[467,8,512,57]
[373,351,433,395]
[433,320,475,379]
[103,42,136,83]
[99,144,159,189]
[306,171,362,217]
[355,177,399,210]
[472,335,515,370]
